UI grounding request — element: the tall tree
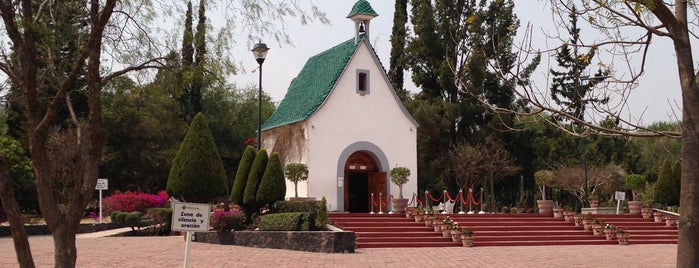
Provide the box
[406,0,524,195]
[388,0,408,99]
[549,5,609,122]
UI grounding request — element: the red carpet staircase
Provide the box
[329,213,677,248]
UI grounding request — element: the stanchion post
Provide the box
[478,187,485,214]
[370,193,375,214]
[458,189,465,214]
[467,188,474,214]
[424,190,429,212]
[378,192,384,214]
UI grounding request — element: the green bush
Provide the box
[124,211,143,228]
[114,211,128,224]
[243,149,268,214]
[166,113,228,203]
[146,207,173,235]
[315,197,328,229]
[256,152,286,207]
[258,212,315,231]
[110,211,121,223]
[274,200,317,213]
[231,145,256,205]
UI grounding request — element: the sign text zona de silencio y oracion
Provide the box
[178,211,203,229]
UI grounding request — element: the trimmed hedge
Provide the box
[256,152,286,208]
[275,200,317,213]
[258,212,316,231]
[231,145,256,205]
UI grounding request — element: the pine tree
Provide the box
[166,113,228,203]
[256,152,286,208]
[549,5,609,122]
[231,145,256,204]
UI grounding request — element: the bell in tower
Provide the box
[346,0,378,43]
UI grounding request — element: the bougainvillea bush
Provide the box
[103,190,169,215]
[210,209,245,232]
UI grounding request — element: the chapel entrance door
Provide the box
[343,151,386,213]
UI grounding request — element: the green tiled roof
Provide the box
[261,38,362,131]
[346,0,378,18]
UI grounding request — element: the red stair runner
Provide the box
[328,212,678,248]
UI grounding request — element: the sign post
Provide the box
[171,202,210,268]
[95,178,108,224]
[614,191,626,215]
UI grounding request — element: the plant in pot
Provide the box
[534,169,556,215]
[616,229,629,245]
[284,163,309,200]
[639,184,655,219]
[588,194,600,208]
[624,174,646,214]
[390,166,411,213]
[461,226,474,247]
[450,223,462,242]
[592,218,605,236]
[603,224,617,240]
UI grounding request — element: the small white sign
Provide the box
[615,191,626,201]
[171,202,210,232]
[95,179,108,190]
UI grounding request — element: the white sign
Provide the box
[615,191,626,201]
[171,202,210,232]
[95,179,108,190]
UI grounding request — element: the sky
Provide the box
[228,1,686,125]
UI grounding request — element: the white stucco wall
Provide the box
[304,41,418,211]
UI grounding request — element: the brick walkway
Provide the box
[0,235,677,267]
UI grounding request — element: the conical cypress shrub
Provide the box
[243,149,268,208]
[231,145,256,204]
[166,113,227,203]
[256,152,286,207]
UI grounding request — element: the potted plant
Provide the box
[639,184,655,218]
[592,218,605,236]
[390,166,411,213]
[563,205,575,222]
[284,163,309,200]
[461,226,474,247]
[450,224,462,242]
[553,204,564,219]
[603,224,617,240]
[624,174,646,214]
[588,194,600,208]
[582,213,594,231]
[653,212,663,223]
[441,216,454,237]
[616,229,629,245]
[534,169,556,214]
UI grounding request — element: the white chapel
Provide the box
[261,0,418,212]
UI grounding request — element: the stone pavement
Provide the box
[0,234,677,268]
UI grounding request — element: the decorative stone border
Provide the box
[193,228,355,253]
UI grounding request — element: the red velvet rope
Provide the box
[469,190,481,206]
[426,192,444,202]
[371,194,378,206]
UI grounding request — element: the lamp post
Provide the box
[251,42,269,151]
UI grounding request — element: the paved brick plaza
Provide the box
[0,235,677,267]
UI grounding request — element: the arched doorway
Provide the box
[344,151,386,213]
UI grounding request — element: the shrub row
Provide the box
[258,212,316,231]
[103,190,169,215]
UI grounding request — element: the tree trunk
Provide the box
[671,8,699,266]
[52,227,78,268]
[0,155,35,268]
[294,182,298,198]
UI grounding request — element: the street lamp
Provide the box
[251,42,269,151]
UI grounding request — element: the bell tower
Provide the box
[346,0,378,43]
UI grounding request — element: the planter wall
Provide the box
[194,230,355,253]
